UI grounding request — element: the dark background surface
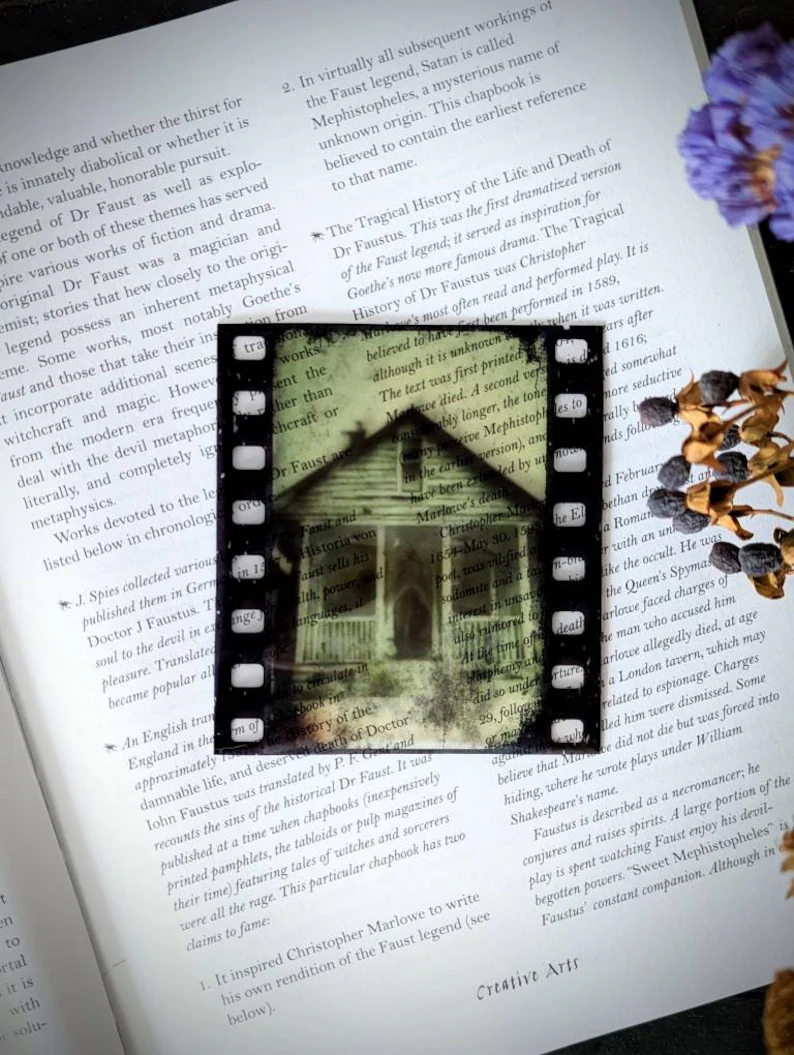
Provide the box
[1,1,792,1052]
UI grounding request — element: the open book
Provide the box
[0,1,792,1052]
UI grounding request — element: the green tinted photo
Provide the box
[263,326,547,751]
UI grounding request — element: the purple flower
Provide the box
[770,182,794,238]
[704,23,785,104]
[678,102,781,226]
[681,23,794,240]
[743,42,794,153]
[760,107,794,238]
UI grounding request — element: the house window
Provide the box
[399,434,422,494]
[313,528,377,617]
[452,559,492,616]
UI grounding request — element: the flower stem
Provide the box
[735,454,794,490]
[721,405,758,428]
[744,508,794,523]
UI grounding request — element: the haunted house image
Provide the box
[271,408,543,694]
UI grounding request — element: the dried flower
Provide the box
[638,359,794,597]
[638,397,678,427]
[699,370,740,403]
[710,541,742,573]
[673,509,710,534]
[658,455,690,489]
[715,451,750,481]
[739,542,783,575]
[647,489,687,518]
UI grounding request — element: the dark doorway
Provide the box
[393,586,432,658]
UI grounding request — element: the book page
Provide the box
[0,671,124,1055]
[0,1,792,1052]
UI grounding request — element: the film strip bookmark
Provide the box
[215,323,603,755]
[215,327,275,753]
[540,327,603,753]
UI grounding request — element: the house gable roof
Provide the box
[274,406,542,516]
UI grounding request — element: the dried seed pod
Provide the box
[638,397,677,427]
[709,541,741,574]
[658,455,690,489]
[714,451,749,482]
[673,509,710,534]
[719,424,740,450]
[739,543,783,576]
[647,489,687,518]
[699,370,739,404]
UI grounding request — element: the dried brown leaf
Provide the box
[738,361,789,405]
[714,513,754,540]
[678,407,733,465]
[709,480,741,515]
[740,406,780,445]
[684,480,743,523]
[751,570,786,599]
[678,406,715,430]
[683,481,711,515]
[682,436,722,465]
[749,442,791,475]
[675,375,703,409]
[781,830,794,854]
[764,969,794,1055]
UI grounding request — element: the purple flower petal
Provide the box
[769,212,794,238]
[743,43,794,151]
[704,23,785,104]
[769,184,794,239]
[777,146,794,185]
[678,101,780,225]
[681,27,794,234]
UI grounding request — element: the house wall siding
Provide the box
[277,422,541,524]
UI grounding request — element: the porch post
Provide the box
[295,525,310,664]
[375,525,386,659]
[519,524,532,663]
[441,536,452,660]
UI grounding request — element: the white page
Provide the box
[0,670,124,1055]
[0,1,793,1052]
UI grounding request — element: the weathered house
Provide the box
[272,408,543,688]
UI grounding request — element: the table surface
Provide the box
[1,1,792,1052]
